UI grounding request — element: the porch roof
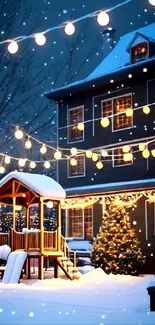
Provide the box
[65,178,155,197]
[0,171,66,205]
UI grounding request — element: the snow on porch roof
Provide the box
[45,22,155,100]
[0,171,66,200]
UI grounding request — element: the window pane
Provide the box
[102,100,112,123]
[114,147,133,167]
[68,209,83,237]
[69,107,83,142]
[114,95,132,130]
[69,155,85,177]
[132,42,148,64]
[84,208,93,239]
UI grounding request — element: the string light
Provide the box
[123,153,133,162]
[18,158,26,167]
[29,161,36,169]
[126,108,133,117]
[97,11,110,26]
[142,149,150,158]
[92,153,98,162]
[35,33,46,46]
[100,117,110,128]
[96,161,103,169]
[139,143,146,151]
[40,144,47,154]
[64,22,75,35]
[143,105,150,114]
[77,123,84,131]
[46,201,53,208]
[86,150,92,158]
[0,166,5,174]
[151,149,155,157]
[70,158,77,166]
[54,151,62,160]
[70,148,77,156]
[44,161,50,168]
[4,156,11,164]
[101,150,108,157]
[122,145,130,153]
[148,0,155,6]
[8,41,18,54]
[15,128,23,140]
[25,139,32,149]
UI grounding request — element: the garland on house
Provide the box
[91,203,145,275]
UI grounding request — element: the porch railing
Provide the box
[0,233,10,246]
[11,229,24,251]
[61,235,77,267]
[44,230,57,250]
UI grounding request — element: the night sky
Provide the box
[0,0,155,173]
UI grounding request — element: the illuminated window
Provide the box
[67,208,93,239]
[101,100,112,123]
[113,95,132,130]
[113,147,133,167]
[68,154,85,177]
[131,42,148,64]
[68,106,84,142]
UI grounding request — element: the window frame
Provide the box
[67,105,84,144]
[65,207,93,240]
[131,41,149,64]
[112,147,133,168]
[67,154,86,179]
[101,93,133,132]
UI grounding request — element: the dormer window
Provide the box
[131,42,148,64]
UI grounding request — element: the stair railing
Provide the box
[61,235,77,267]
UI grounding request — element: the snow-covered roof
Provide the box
[0,171,66,200]
[45,22,155,100]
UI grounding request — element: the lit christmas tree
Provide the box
[91,204,145,275]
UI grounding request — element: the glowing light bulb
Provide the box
[65,22,75,35]
[92,153,98,162]
[151,149,155,157]
[8,41,18,54]
[46,201,53,208]
[25,139,32,149]
[18,158,26,167]
[122,145,130,153]
[0,166,5,174]
[126,108,133,117]
[143,105,150,114]
[70,147,77,156]
[97,11,110,26]
[29,161,36,169]
[100,117,110,128]
[15,128,23,139]
[54,151,62,160]
[139,143,146,151]
[70,158,77,166]
[44,161,50,169]
[101,150,108,157]
[133,221,137,225]
[142,149,150,158]
[77,123,84,131]
[86,150,92,158]
[4,156,11,164]
[40,144,47,154]
[123,153,133,162]
[96,161,103,169]
[148,0,155,6]
[35,33,46,46]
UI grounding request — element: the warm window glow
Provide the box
[114,147,133,167]
[114,95,132,130]
[131,42,148,64]
[68,106,84,142]
[101,100,112,123]
[68,208,93,239]
[68,154,85,177]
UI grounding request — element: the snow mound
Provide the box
[78,265,95,274]
[80,267,108,281]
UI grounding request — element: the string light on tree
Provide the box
[4,156,11,164]
[35,33,46,46]
[70,147,77,156]
[15,128,23,140]
[97,11,110,26]
[64,22,75,35]
[40,144,47,154]
[101,117,110,128]
[8,41,18,54]
[143,105,150,114]
[44,161,50,169]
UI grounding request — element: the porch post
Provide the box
[57,201,61,252]
[26,205,30,228]
[39,197,44,280]
[12,181,16,229]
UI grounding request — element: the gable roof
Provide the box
[126,32,155,52]
[45,22,155,101]
[0,171,66,200]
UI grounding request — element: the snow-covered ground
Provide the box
[0,267,155,325]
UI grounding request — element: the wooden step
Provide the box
[68,266,79,272]
[68,271,81,279]
[58,257,68,261]
[62,261,73,267]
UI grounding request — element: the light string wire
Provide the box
[0,0,132,45]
